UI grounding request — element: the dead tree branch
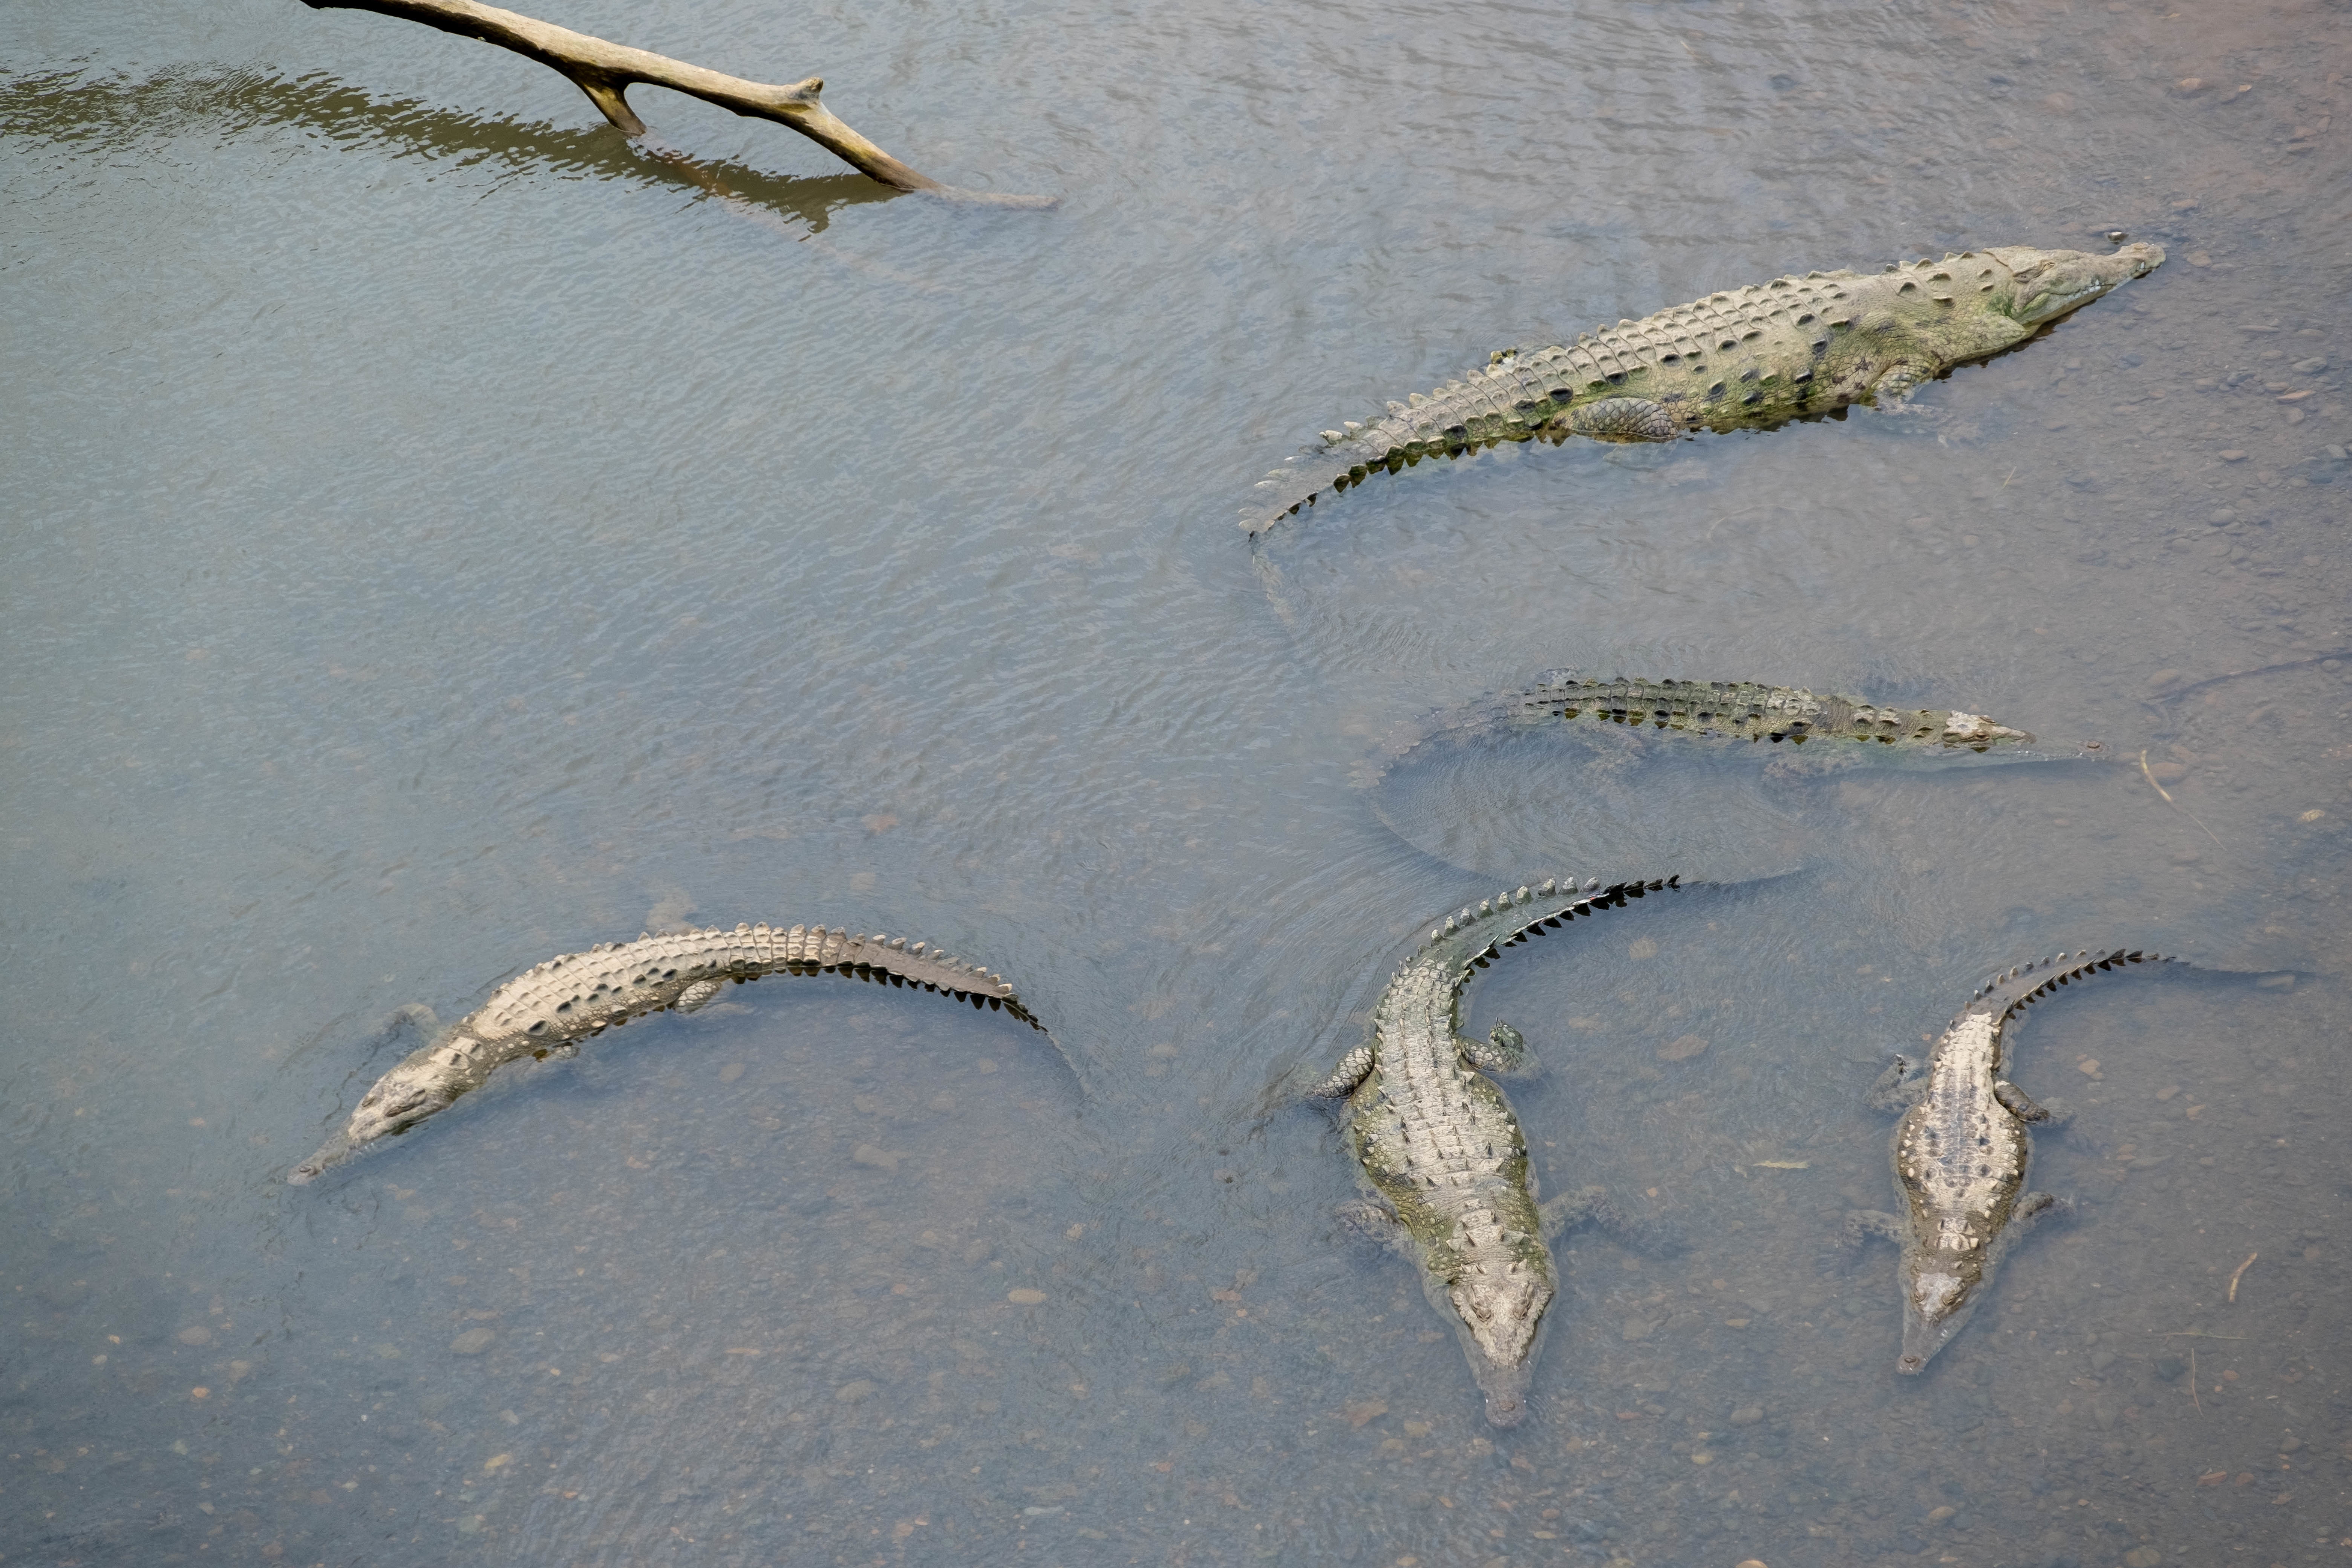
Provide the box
[299,0,1049,203]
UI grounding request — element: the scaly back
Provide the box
[467,921,1038,1046]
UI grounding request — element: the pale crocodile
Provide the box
[291,922,1038,1183]
[1366,673,2042,789]
[1845,948,2178,1374]
[1245,241,2164,533]
[1310,876,1684,1426]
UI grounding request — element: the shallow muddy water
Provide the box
[4,0,2351,1563]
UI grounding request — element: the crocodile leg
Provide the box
[1458,1022,1538,1077]
[1842,1209,1905,1247]
[1993,1080,2072,1128]
[1868,363,1940,407]
[1542,1185,1683,1254]
[1865,1055,1925,1113]
[1978,1191,2074,1277]
[1562,397,1678,442]
[1308,1043,1376,1101]
[387,1003,443,1040]
[2010,1191,2070,1229]
[1334,1199,1404,1244]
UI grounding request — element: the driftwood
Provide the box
[299,0,1048,203]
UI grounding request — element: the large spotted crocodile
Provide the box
[1365,673,2043,790]
[1844,949,2179,1374]
[291,922,1039,1183]
[1310,876,1685,1426]
[1245,241,2163,533]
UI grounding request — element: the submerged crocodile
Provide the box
[1245,241,2164,533]
[291,922,1039,1183]
[1366,673,2041,788]
[1845,948,2177,1373]
[1310,876,1684,1426]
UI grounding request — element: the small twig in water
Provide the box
[2000,465,2017,488]
[2227,1251,2258,1303]
[2149,1329,2249,1340]
[2190,1348,2201,1413]
[2139,749,2225,847]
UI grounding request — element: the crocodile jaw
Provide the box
[1986,242,2165,328]
[1940,712,2035,749]
[288,1061,458,1183]
[1448,1268,1553,1427]
[1895,1261,1980,1374]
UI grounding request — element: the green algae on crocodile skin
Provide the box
[1244,241,2164,533]
[291,922,1040,1184]
[1310,876,1686,1427]
[1845,949,2181,1375]
[1365,673,2041,791]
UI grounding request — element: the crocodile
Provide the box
[1244,241,2164,533]
[1845,948,2178,1374]
[1310,875,1685,1426]
[291,922,1039,1183]
[1366,673,2042,789]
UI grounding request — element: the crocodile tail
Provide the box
[817,928,1042,1029]
[1414,874,1686,978]
[1962,947,2179,1027]
[1243,349,1604,534]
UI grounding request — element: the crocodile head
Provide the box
[1983,242,2165,329]
[1938,711,2035,749]
[1896,1258,1983,1374]
[1447,1260,1553,1427]
[287,1055,460,1184]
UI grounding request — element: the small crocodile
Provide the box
[1310,876,1684,1426]
[1366,673,2041,788]
[1845,948,2178,1373]
[1245,241,2163,532]
[291,922,1038,1183]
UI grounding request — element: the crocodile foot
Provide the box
[1994,1079,2073,1128]
[1866,1057,1925,1114]
[1460,1021,1538,1076]
[1842,1209,1905,1250]
[1334,1200,1402,1244]
[386,1002,443,1041]
[2013,1191,2074,1231]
